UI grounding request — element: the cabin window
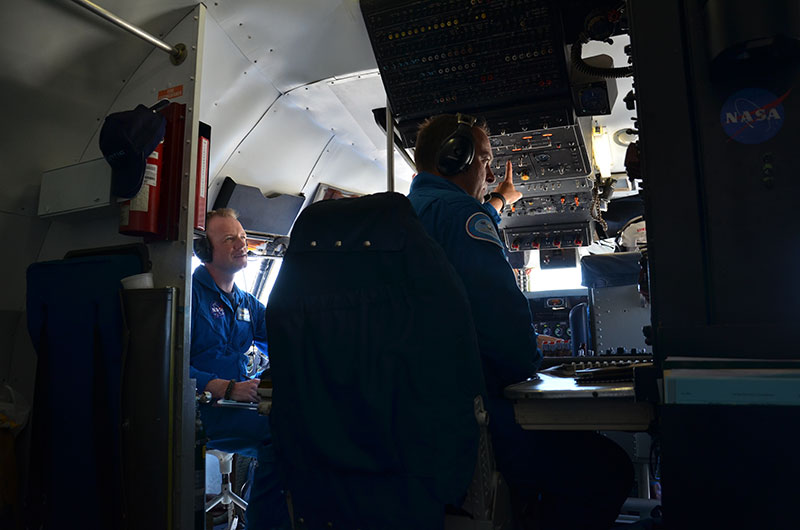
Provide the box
[526,247,595,292]
[191,256,283,304]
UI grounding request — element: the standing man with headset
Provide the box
[407,114,633,530]
[191,208,290,529]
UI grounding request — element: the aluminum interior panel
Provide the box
[303,137,410,202]
[199,13,281,183]
[207,0,377,93]
[210,95,334,198]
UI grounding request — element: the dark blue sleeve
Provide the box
[189,281,219,392]
[481,202,502,225]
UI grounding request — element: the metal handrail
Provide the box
[71,0,187,65]
[386,102,395,192]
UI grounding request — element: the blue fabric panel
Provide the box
[26,254,142,529]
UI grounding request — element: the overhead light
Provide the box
[591,124,613,179]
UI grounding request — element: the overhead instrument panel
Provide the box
[482,104,595,250]
[483,106,593,180]
[360,0,571,121]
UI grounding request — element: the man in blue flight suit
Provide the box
[408,114,634,530]
[191,208,290,529]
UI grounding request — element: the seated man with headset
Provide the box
[191,208,290,529]
[407,114,634,530]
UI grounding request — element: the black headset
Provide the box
[193,234,213,263]
[435,113,477,177]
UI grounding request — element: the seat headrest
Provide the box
[288,192,414,253]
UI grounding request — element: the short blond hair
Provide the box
[206,208,239,223]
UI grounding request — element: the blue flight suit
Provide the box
[191,265,289,529]
[407,171,542,395]
[408,172,633,529]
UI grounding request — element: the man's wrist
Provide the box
[489,191,507,211]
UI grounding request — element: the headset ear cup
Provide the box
[435,115,476,177]
[436,133,475,176]
[193,236,213,263]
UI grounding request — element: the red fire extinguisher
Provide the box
[119,140,164,237]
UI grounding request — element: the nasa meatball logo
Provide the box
[210,301,225,319]
[720,88,790,144]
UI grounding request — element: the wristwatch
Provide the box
[488,191,507,211]
[224,379,236,400]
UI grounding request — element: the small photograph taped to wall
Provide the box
[312,183,361,203]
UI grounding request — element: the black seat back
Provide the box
[266,192,486,529]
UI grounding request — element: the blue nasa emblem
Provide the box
[466,212,502,248]
[720,88,790,144]
[210,301,225,319]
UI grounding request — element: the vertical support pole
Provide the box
[386,102,395,192]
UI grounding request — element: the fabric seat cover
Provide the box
[266,192,486,529]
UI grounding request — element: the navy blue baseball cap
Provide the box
[99,100,169,198]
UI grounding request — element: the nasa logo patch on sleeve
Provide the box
[465,212,503,248]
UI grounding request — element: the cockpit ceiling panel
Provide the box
[200,14,281,183]
[286,73,389,154]
[211,71,414,202]
[212,94,334,197]
[206,0,377,93]
[303,137,411,201]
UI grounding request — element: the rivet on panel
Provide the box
[363,241,371,247]
[310,241,317,247]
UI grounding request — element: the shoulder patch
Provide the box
[465,212,503,248]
